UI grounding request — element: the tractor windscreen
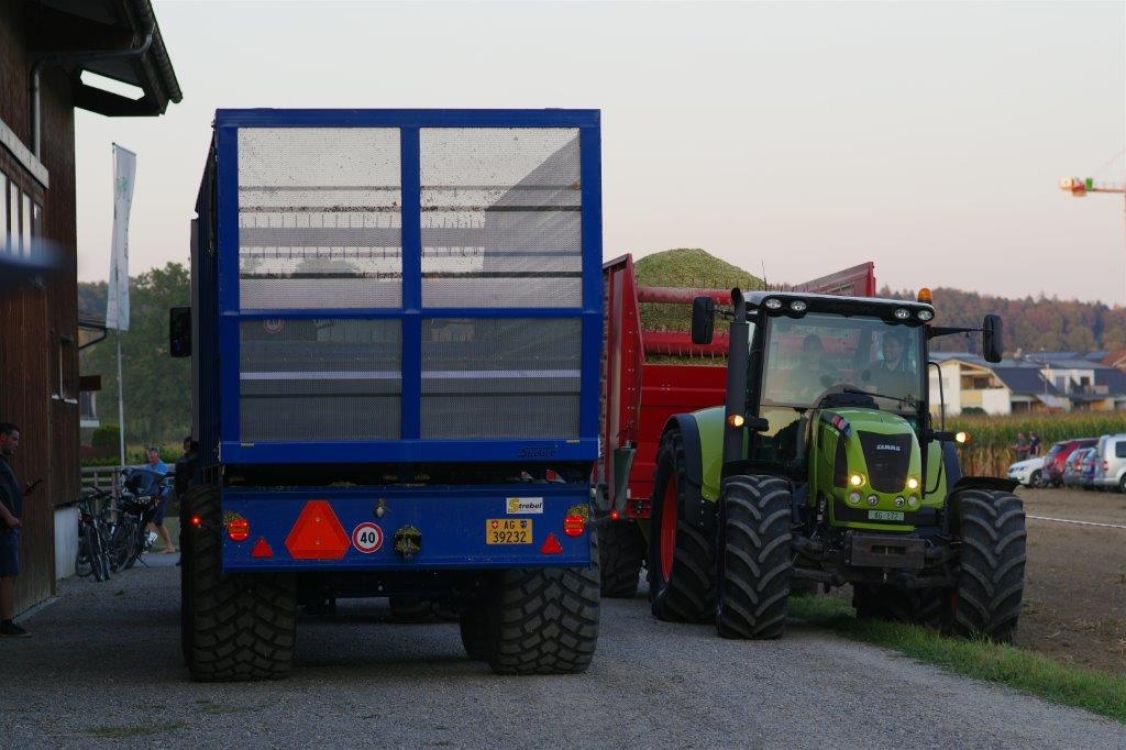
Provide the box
[759,313,924,413]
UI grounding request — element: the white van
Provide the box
[1092,433,1126,492]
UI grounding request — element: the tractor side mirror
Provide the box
[691,296,716,345]
[982,314,1002,363]
[169,307,192,358]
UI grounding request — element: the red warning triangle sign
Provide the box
[285,500,350,560]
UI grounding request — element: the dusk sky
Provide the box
[74,1,1126,304]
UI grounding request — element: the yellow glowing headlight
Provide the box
[849,473,864,487]
[906,477,919,490]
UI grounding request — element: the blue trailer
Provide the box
[171,109,603,681]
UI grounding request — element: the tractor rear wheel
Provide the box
[716,475,793,640]
[184,485,297,681]
[598,518,645,598]
[648,429,715,622]
[950,488,1027,643]
[485,532,600,675]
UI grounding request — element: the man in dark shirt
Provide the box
[0,422,30,637]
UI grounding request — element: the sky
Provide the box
[74,1,1126,304]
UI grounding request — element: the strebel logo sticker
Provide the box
[506,497,544,515]
[263,319,285,334]
[876,444,902,452]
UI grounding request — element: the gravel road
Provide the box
[1,558,1122,749]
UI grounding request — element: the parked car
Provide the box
[1007,456,1046,488]
[1063,446,1095,488]
[1080,447,1102,490]
[1043,438,1098,486]
[1091,433,1126,492]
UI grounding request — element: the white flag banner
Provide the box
[106,144,136,331]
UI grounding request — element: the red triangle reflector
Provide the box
[540,532,563,555]
[251,537,273,559]
[285,500,350,560]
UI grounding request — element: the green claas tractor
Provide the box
[649,289,1026,642]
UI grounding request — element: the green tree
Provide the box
[80,262,191,448]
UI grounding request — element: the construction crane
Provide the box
[1059,176,1126,198]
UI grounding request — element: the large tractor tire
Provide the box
[852,584,947,628]
[184,485,297,681]
[950,488,1026,643]
[598,518,645,598]
[485,533,600,675]
[648,429,716,622]
[716,475,793,640]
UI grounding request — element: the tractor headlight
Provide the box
[906,477,919,490]
[907,495,920,508]
[790,300,808,313]
[894,497,905,508]
[849,473,865,487]
[764,298,782,310]
[894,308,910,320]
[848,492,862,505]
[917,309,934,321]
[867,495,879,506]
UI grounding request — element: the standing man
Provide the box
[0,422,30,637]
[141,446,175,554]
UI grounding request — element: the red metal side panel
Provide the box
[627,363,725,518]
[601,256,644,506]
[791,262,876,297]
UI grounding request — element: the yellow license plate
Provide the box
[485,519,533,545]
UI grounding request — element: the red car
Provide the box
[1043,438,1098,487]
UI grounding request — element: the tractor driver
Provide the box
[869,328,916,398]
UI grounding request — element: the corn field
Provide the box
[945,412,1126,476]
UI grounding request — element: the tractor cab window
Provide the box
[758,312,923,413]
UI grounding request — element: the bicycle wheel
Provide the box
[75,523,94,578]
[84,525,106,581]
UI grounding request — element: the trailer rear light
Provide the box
[251,537,273,559]
[610,510,620,521]
[226,516,250,542]
[190,515,202,528]
[563,515,586,537]
[726,414,745,428]
[540,533,563,554]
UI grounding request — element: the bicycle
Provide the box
[75,491,111,582]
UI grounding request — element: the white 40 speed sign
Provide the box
[352,522,384,554]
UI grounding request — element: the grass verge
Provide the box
[789,595,1126,724]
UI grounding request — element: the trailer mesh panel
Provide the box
[240,319,402,441]
[421,318,581,438]
[420,129,582,308]
[237,128,402,309]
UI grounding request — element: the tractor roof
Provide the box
[742,290,935,320]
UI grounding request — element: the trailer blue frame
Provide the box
[193,109,602,573]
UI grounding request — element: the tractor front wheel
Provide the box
[648,429,715,622]
[716,474,793,640]
[950,488,1027,643]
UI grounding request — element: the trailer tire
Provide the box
[486,533,600,675]
[950,488,1026,643]
[716,475,792,640]
[459,606,491,662]
[185,485,297,682]
[648,429,716,622]
[599,518,645,598]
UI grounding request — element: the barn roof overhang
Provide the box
[27,0,182,117]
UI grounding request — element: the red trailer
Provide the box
[596,254,876,596]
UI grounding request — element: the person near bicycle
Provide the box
[139,446,175,555]
[0,422,32,637]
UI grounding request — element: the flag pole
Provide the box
[116,328,125,469]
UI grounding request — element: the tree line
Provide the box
[79,263,190,447]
